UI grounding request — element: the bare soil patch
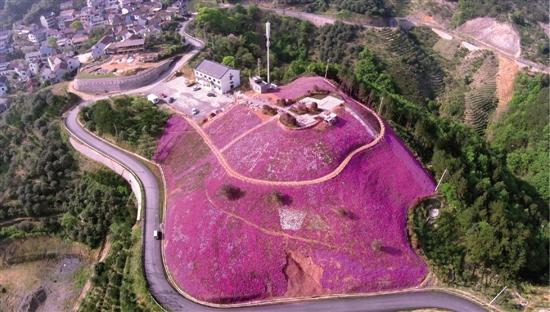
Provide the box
[0,257,90,312]
[457,17,521,57]
[494,55,519,119]
[283,251,326,297]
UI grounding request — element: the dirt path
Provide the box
[204,191,337,249]
[165,89,386,187]
[218,116,277,153]
[494,55,519,120]
[71,240,112,312]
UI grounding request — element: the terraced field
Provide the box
[371,28,445,102]
[463,54,498,133]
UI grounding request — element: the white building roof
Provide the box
[300,95,344,111]
[195,59,233,79]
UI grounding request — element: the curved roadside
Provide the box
[63,18,491,312]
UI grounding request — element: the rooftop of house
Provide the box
[195,59,236,80]
[107,38,145,49]
[59,9,76,17]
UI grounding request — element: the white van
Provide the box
[153,230,161,240]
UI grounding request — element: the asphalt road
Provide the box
[63,17,490,312]
[65,100,490,312]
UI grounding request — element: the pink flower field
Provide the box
[154,77,436,304]
[203,105,262,149]
[221,108,375,181]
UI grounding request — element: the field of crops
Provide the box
[154,78,436,303]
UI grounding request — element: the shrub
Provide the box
[371,239,382,252]
[266,191,291,206]
[261,105,278,116]
[279,113,298,128]
[290,102,309,115]
[217,184,245,200]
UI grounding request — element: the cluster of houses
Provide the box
[0,0,188,101]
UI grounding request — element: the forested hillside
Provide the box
[489,74,549,201]
[0,87,160,310]
[0,90,78,235]
[80,96,169,158]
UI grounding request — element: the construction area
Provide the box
[79,54,165,78]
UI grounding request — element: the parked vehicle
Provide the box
[192,85,201,91]
[168,97,175,103]
[192,108,200,115]
[153,230,162,240]
[147,94,160,104]
[161,93,168,98]
[207,92,216,97]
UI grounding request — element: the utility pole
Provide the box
[266,21,271,84]
[324,58,331,79]
[257,58,261,77]
[435,168,448,192]
[377,96,384,115]
[489,286,508,305]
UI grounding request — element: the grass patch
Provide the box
[72,265,90,289]
[76,71,116,79]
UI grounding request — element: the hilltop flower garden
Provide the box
[154,77,435,303]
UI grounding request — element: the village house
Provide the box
[58,9,77,29]
[91,35,114,59]
[60,0,73,10]
[0,31,12,55]
[105,38,145,54]
[28,28,46,44]
[40,12,58,30]
[40,67,57,82]
[46,55,80,81]
[28,61,41,75]
[194,59,241,94]
[0,63,15,78]
[72,33,90,48]
[14,62,31,82]
[25,51,42,64]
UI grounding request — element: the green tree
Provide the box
[70,20,83,31]
[47,36,57,48]
[222,55,236,68]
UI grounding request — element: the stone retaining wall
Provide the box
[73,58,174,93]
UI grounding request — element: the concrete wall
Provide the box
[73,58,174,93]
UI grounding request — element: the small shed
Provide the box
[322,112,338,125]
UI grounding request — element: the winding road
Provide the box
[63,17,491,312]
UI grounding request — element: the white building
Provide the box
[193,59,240,94]
[91,35,114,59]
[45,55,80,82]
[14,64,31,82]
[40,12,58,30]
